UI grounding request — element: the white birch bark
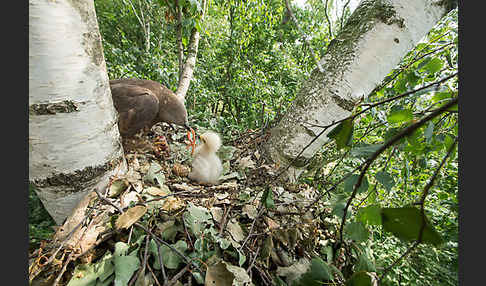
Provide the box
[175,0,207,100]
[263,0,454,181]
[29,0,127,224]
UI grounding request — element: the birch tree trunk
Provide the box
[29,0,127,224]
[175,0,207,100]
[263,0,454,181]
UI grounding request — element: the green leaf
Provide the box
[344,174,369,194]
[293,257,333,285]
[375,171,395,191]
[447,103,458,112]
[217,145,237,161]
[356,253,376,272]
[350,144,382,159]
[424,121,434,143]
[328,118,354,149]
[67,251,115,286]
[331,201,348,219]
[416,57,432,70]
[387,109,413,124]
[238,251,247,267]
[381,207,443,246]
[262,188,275,209]
[357,205,382,226]
[183,202,213,236]
[423,58,443,74]
[149,239,188,270]
[113,242,140,286]
[346,271,373,286]
[143,162,165,188]
[432,91,453,103]
[344,222,369,242]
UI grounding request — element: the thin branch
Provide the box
[93,189,203,275]
[340,0,351,31]
[378,137,457,282]
[370,41,454,95]
[166,264,191,286]
[324,0,333,38]
[274,73,457,181]
[284,0,324,73]
[337,97,458,248]
[155,239,168,285]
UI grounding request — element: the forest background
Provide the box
[29,0,458,285]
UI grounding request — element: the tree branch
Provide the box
[337,97,458,249]
[284,0,324,73]
[378,136,457,282]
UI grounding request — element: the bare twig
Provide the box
[340,0,352,31]
[52,251,75,286]
[147,263,162,286]
[324,0,333,38]
[135,223,204,274]
[219,205,233,236]
[166,264,191,286]
[155,239,168,285]
[284,0,324,73]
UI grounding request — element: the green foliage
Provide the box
[292,257,333,286]
[30,2,458,285]
[28,184,55,250]
[328,118,354,149]
[381,207,443,246]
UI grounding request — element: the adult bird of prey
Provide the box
[109,79,191,138]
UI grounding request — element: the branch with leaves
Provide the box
[337,97,458,248]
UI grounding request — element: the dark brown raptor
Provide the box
[109,78,191,137]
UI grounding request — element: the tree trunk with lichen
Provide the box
[29,0,127,224]
[263,0,455,181]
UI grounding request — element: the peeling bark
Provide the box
[263,0,453,181]
[29,0,127,224]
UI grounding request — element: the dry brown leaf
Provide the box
[172,183,198,192]
[162,196,185,212]
[242,205,258,219]
[172,163,190,177]
[120,190,141,209]
[208,181,238,191]
[210,207,224,224]
[145,186,170,197]
[115,205,147,230]
[265,217,280,230]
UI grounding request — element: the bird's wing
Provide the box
[110,84,159,136]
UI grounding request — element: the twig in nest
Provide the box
[219,205,233,236]
[43,203,96,268]
[246,245,261,274]
[147,262,162,286]
[183,219,194,250]
[239,206,265,252]
[155,238,168,285]
[135,223,204,274]
[52,251,75,286]
[166,263,191,286]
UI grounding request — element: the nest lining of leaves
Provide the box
[29,123,356,286]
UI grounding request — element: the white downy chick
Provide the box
[188,131,223,185]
